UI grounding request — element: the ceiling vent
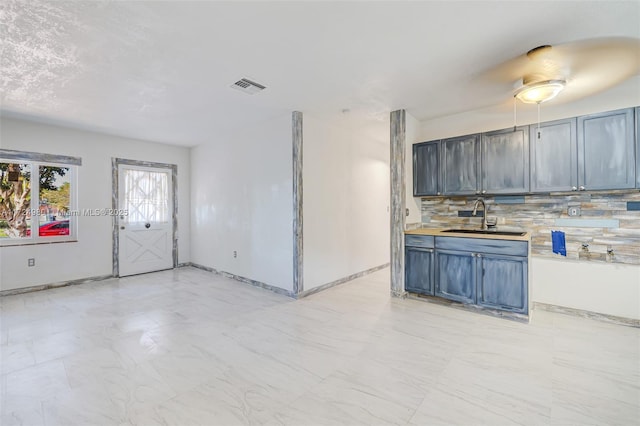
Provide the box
[230,78,266,95]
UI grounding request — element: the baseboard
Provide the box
[0,274,114,297]
[188,262,296,298]
[533,302,639,328]
[1,263,391,301]
[297,263,390,298]
[407,292,530,323]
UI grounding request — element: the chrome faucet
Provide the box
[472,198,488,230]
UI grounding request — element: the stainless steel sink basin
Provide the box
[442,229,526,236]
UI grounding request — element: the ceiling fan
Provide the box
[484,37,640,105]
[513,45,566,104]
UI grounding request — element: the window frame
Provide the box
[0,149,81,247]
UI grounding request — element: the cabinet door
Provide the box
[530,118,578,192]
[441,135,480,195]
[578,108,635,190]
[413,141,440,196]
[476,254,528,314]
[481,126,530,194]
[405,247,434,295]
[435,249,475,304]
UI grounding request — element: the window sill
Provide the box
[0,239,78,247]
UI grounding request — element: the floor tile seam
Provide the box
[434,384,551,426]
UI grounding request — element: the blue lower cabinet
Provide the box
[405,235,529,315]
[405,247,434,295]
[435,249,476,304]
[477,254,528,314]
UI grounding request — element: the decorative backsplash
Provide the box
[417,191,640,265]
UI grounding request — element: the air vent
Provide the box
[230,78,266,95]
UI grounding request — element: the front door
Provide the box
[118,164,173,276]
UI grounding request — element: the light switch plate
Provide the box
[28,258,35,267]
[568,206,581,217]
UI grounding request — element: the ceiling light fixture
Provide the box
[514,79,566,104]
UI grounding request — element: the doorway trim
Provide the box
[111,158,178,277]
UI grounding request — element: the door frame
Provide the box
[111,158,178,277]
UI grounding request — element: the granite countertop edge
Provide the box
[404,228,530,242]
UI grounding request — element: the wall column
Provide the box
[292,111,303,295]
[390,109,406,297]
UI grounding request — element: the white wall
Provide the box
[414,83,640,319]
[303,113,389,291]
[418,77,640,141]
[0,118,191,291]
[190,113,294,292]
[532,258,640,320]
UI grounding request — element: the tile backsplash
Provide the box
[418,191,640,265]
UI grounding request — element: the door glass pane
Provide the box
[0,162,31,239]
[39,166,71,237]
[123,169,169,224]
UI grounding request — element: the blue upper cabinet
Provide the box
[441,134,481,195]
[481,126,530,194]
[412,107,638,197]
[413,140,440,196]
[578,108,636,191]
[530,118,578,193]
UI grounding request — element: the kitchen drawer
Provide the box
[405,235,435,248]
[435,236,527,256]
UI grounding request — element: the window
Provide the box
[0,150,80,245]
[122,169,170,224]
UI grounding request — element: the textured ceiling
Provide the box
[1,1,639,146]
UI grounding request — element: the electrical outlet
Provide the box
[233,251,237,258]
[568,206,581,217]
[28,258,35,267]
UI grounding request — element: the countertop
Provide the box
[405,228,530,242]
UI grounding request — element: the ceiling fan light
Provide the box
[514,80,566,104]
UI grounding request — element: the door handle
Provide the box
[120,226,125,230]
[145,223,151,229]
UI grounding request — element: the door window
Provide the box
[122,169,169,224]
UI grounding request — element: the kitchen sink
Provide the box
[442,229,526,236]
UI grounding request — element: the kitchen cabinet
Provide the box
[412,106,638,197]
[405,247,435,295]
[530,118,578,192]
[413,141,440,196]
[435,249,476,304]
[437,236,528,314]
[404,235,435,295]
[476,254,528,314]
[441,134,481,195]
[397,235,529,315]
[578,108,636,191]
[482,126,530,194]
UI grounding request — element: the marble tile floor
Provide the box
[1,267,639,426]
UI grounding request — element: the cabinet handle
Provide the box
[579,186,585,191]
[475,190,480,195]
[437,192,441,196]
[482,190,487,194]
[477,254,482,258]
[571,186,577,191]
